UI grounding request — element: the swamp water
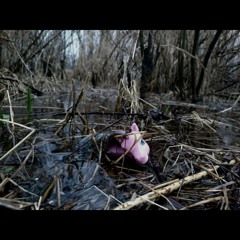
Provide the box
[0,88,151,209]
[1,88,240,210]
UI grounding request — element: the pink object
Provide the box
[107,123,150,164]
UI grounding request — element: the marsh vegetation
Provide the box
[0,30,240,210]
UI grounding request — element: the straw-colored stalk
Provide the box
[0,119,36,161]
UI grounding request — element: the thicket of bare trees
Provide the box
[0,30,239,102]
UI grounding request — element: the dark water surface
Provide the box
[0,88,149,209]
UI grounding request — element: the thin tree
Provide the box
[191,30,200,103]
[196,30,223,97]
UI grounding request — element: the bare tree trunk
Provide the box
[0,30,3,68]
[191,30,200,103]
[60,31,66,80]
[139,30,144,57]
[11,30,63,74]
[196,30,222,97]
[140,31,154,99]
[177,30,187,100]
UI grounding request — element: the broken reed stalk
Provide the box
[218,94,240,113]
[34,196,43,210]
[5,90,17,146]
[113,165,220,210]
[0,119,36,161]
[139,97,158,110]
[222,186,230,210]
[115,78,142,114]
[6,90,14,128]
[41,177,58,203]
[0,197,35,210]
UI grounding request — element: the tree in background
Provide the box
[0,30,239,103]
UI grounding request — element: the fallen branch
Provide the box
[113,165,219,210]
